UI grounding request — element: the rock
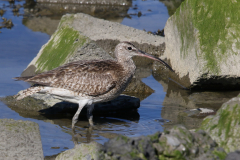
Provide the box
[22,13,165,75]
[0,119,43,160]
[1,94,140,117]
[101,135,158,160]
[225,150,240,160]
[1,17,14,29]
[200,94,240,153]
[100,125,227,160]
[0,9,5,16]
[164,0,240,90]
[123,78,154,101]
[55,141,103,160]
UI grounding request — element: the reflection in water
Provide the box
[159,0,184,16]
[21,0,185,35]
[22,0,131,35]
[152,62,240,129]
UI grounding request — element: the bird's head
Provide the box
[115,41,174,72]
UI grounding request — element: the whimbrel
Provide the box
[14,42,173,129]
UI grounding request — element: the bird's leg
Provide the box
[72,99,90,130]
[87,104,95,126]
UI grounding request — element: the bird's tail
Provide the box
[13,76,33,81]
[14,86,44,100]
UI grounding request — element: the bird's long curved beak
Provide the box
[137,50,174,72]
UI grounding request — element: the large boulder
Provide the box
[164,0,240,90]
[22,13,165,76]
[0,119,43,160]
[200,94,240,153]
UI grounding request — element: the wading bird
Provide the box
[14,41,173,130]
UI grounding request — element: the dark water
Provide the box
[1,0,238,157]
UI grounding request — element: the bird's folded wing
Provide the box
[20,60,120,96]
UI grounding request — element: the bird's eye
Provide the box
[128,47,132,50]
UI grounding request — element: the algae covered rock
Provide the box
[100,125,226,160]
[22,13,165,76]
[55,141,103,160]
[200,95,240,152]
[0,119,43,160]
[165,0,240,90]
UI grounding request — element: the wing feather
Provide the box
[18,60,122,96]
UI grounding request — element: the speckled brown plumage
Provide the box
[14,41,173,129]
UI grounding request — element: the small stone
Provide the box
[153,143,164,154]
[137,11,142,17]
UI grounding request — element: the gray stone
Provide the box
[100,125,227,160]
[55,141,103,160]
[200,94,240,153]
[0,119,43,160]
[22,13,164,75]
[226,150,240,160]
[164,0,240,90]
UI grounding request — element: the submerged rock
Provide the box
[0,119,43,160]
[200,94,240,153]
[164,0,240,90]
[1,17,14,29]
[1,94,140,118]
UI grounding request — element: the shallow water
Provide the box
[0,0,239,158]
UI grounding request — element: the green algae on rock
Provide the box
[165,0,240,90]
[22,13,165,76]
[200,95,240,153]
[35,26,87,73]
[100,125,226,160]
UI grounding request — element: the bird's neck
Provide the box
[117,56,136,74]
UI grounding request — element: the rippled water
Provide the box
[1,0,238,157]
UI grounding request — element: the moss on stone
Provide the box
[200,100,240,152]
[148,132,160,142]
[173,0,240,74]
[172,150,185,160]
[36,25,88,73]
[58,14,75,28]
[200,117,211,128]
[212,149,227,160]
